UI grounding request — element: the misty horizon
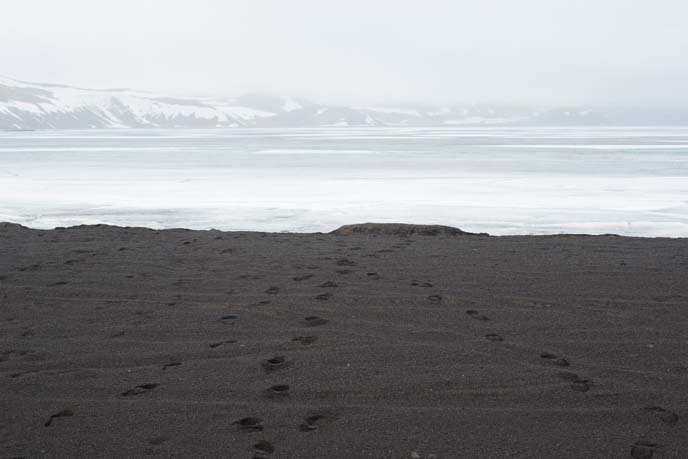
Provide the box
[5,73,688,129]
[2,1,687,108]
[3,73,688,111]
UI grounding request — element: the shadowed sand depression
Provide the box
[0,222,687,458]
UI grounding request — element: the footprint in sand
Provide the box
[557,372,590,392]
[302,316,328,327]
[292,336,318,345]
[44,409,74,427]
[253,440,275,458]
[485,333,504,342]
[570,379,591,392]
[265,384,290,398]
[427,295,442,304]
[121,383,159,396]
[299,414,327,432]
[630,440,658,459]
[254,440,274,453]
[644,406,679,424]
[315,293,332,301]
[293,274,314,281]
[540,352,570,367]
[411,281,433,287]
[47,281,68,287]
[265,286,280,294]
[319,281,337,288]
[209,340,236,349]
[466,310,489,321]
[234,417,263,432]
[261,356,290,372]
[335,258,356,266]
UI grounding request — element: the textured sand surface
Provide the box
[0,222,687,458]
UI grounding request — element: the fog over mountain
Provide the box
[2,1,688,112]
[3,76,688,129]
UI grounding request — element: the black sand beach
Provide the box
[0,222,686,458]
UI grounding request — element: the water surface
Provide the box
[1,127,687,236]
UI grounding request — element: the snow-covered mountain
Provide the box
[1,76,684,129]
[0,76,307,129]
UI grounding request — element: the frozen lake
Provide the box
[1,127,688,236]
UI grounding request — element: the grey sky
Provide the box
[2,0,687,106]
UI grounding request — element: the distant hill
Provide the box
[1,76,685,129]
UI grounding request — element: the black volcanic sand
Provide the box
[0,222,687,458]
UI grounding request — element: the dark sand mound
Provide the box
[1,223,687,458]
[0,222,30,234]
[331,222,483,236]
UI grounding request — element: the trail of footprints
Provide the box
[224,263,338,458]
[430,283,680,458]
[31,246,338,458]
[28,239,679,458]
[244,311,330,457]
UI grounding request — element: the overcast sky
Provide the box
[2,0,687,107]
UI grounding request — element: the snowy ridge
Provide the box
[1,76,686,129]
[0,76,287,129]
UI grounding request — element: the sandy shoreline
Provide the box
[1,222,686,458]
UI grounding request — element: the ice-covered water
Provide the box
[1,127,688,236]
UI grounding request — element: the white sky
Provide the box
[1,0,687,106]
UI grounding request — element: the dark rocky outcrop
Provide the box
[330,223,486,237]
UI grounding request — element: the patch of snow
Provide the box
[214,105,275,120]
